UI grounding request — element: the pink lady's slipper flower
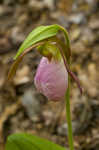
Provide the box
[34,57,68,101]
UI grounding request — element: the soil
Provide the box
[0,0,99,150]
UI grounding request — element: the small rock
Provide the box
[21,89,41,122]
[3,0,15,5]
[28,0,55,10]
[43,0,55,10]
[85,0,94,4]
[57,123,68,136]
[81,28,97,46]
[69,13,86,25]
[42,110,54,126]
[87,87,98,98]
[11,26,25,44]
[89,19,99,30]
[70,28,81,41]
[88,63,97,78]
[0,6,13,16]
[13,65,30,85]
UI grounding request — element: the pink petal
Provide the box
[34,57,68,101]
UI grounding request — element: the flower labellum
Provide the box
[34,57,68,101]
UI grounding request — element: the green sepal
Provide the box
[37,42,61,61]
[14,24,71,61]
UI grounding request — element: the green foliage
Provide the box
[5,133,67,150]
[37,42,61,60]
[14,25,60,59]
[8,24,71,80]
[14,24,70,60]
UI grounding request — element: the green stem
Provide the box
[65,78,74,150]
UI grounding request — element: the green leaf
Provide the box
[14,24,71,60]
[14,25,60,59]
[5,133,66,150]
[7,41,45,80]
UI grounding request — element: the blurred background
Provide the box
[0,0,99,149]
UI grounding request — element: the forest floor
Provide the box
[0,0,99,150]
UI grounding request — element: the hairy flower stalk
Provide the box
[34,57,68,101]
